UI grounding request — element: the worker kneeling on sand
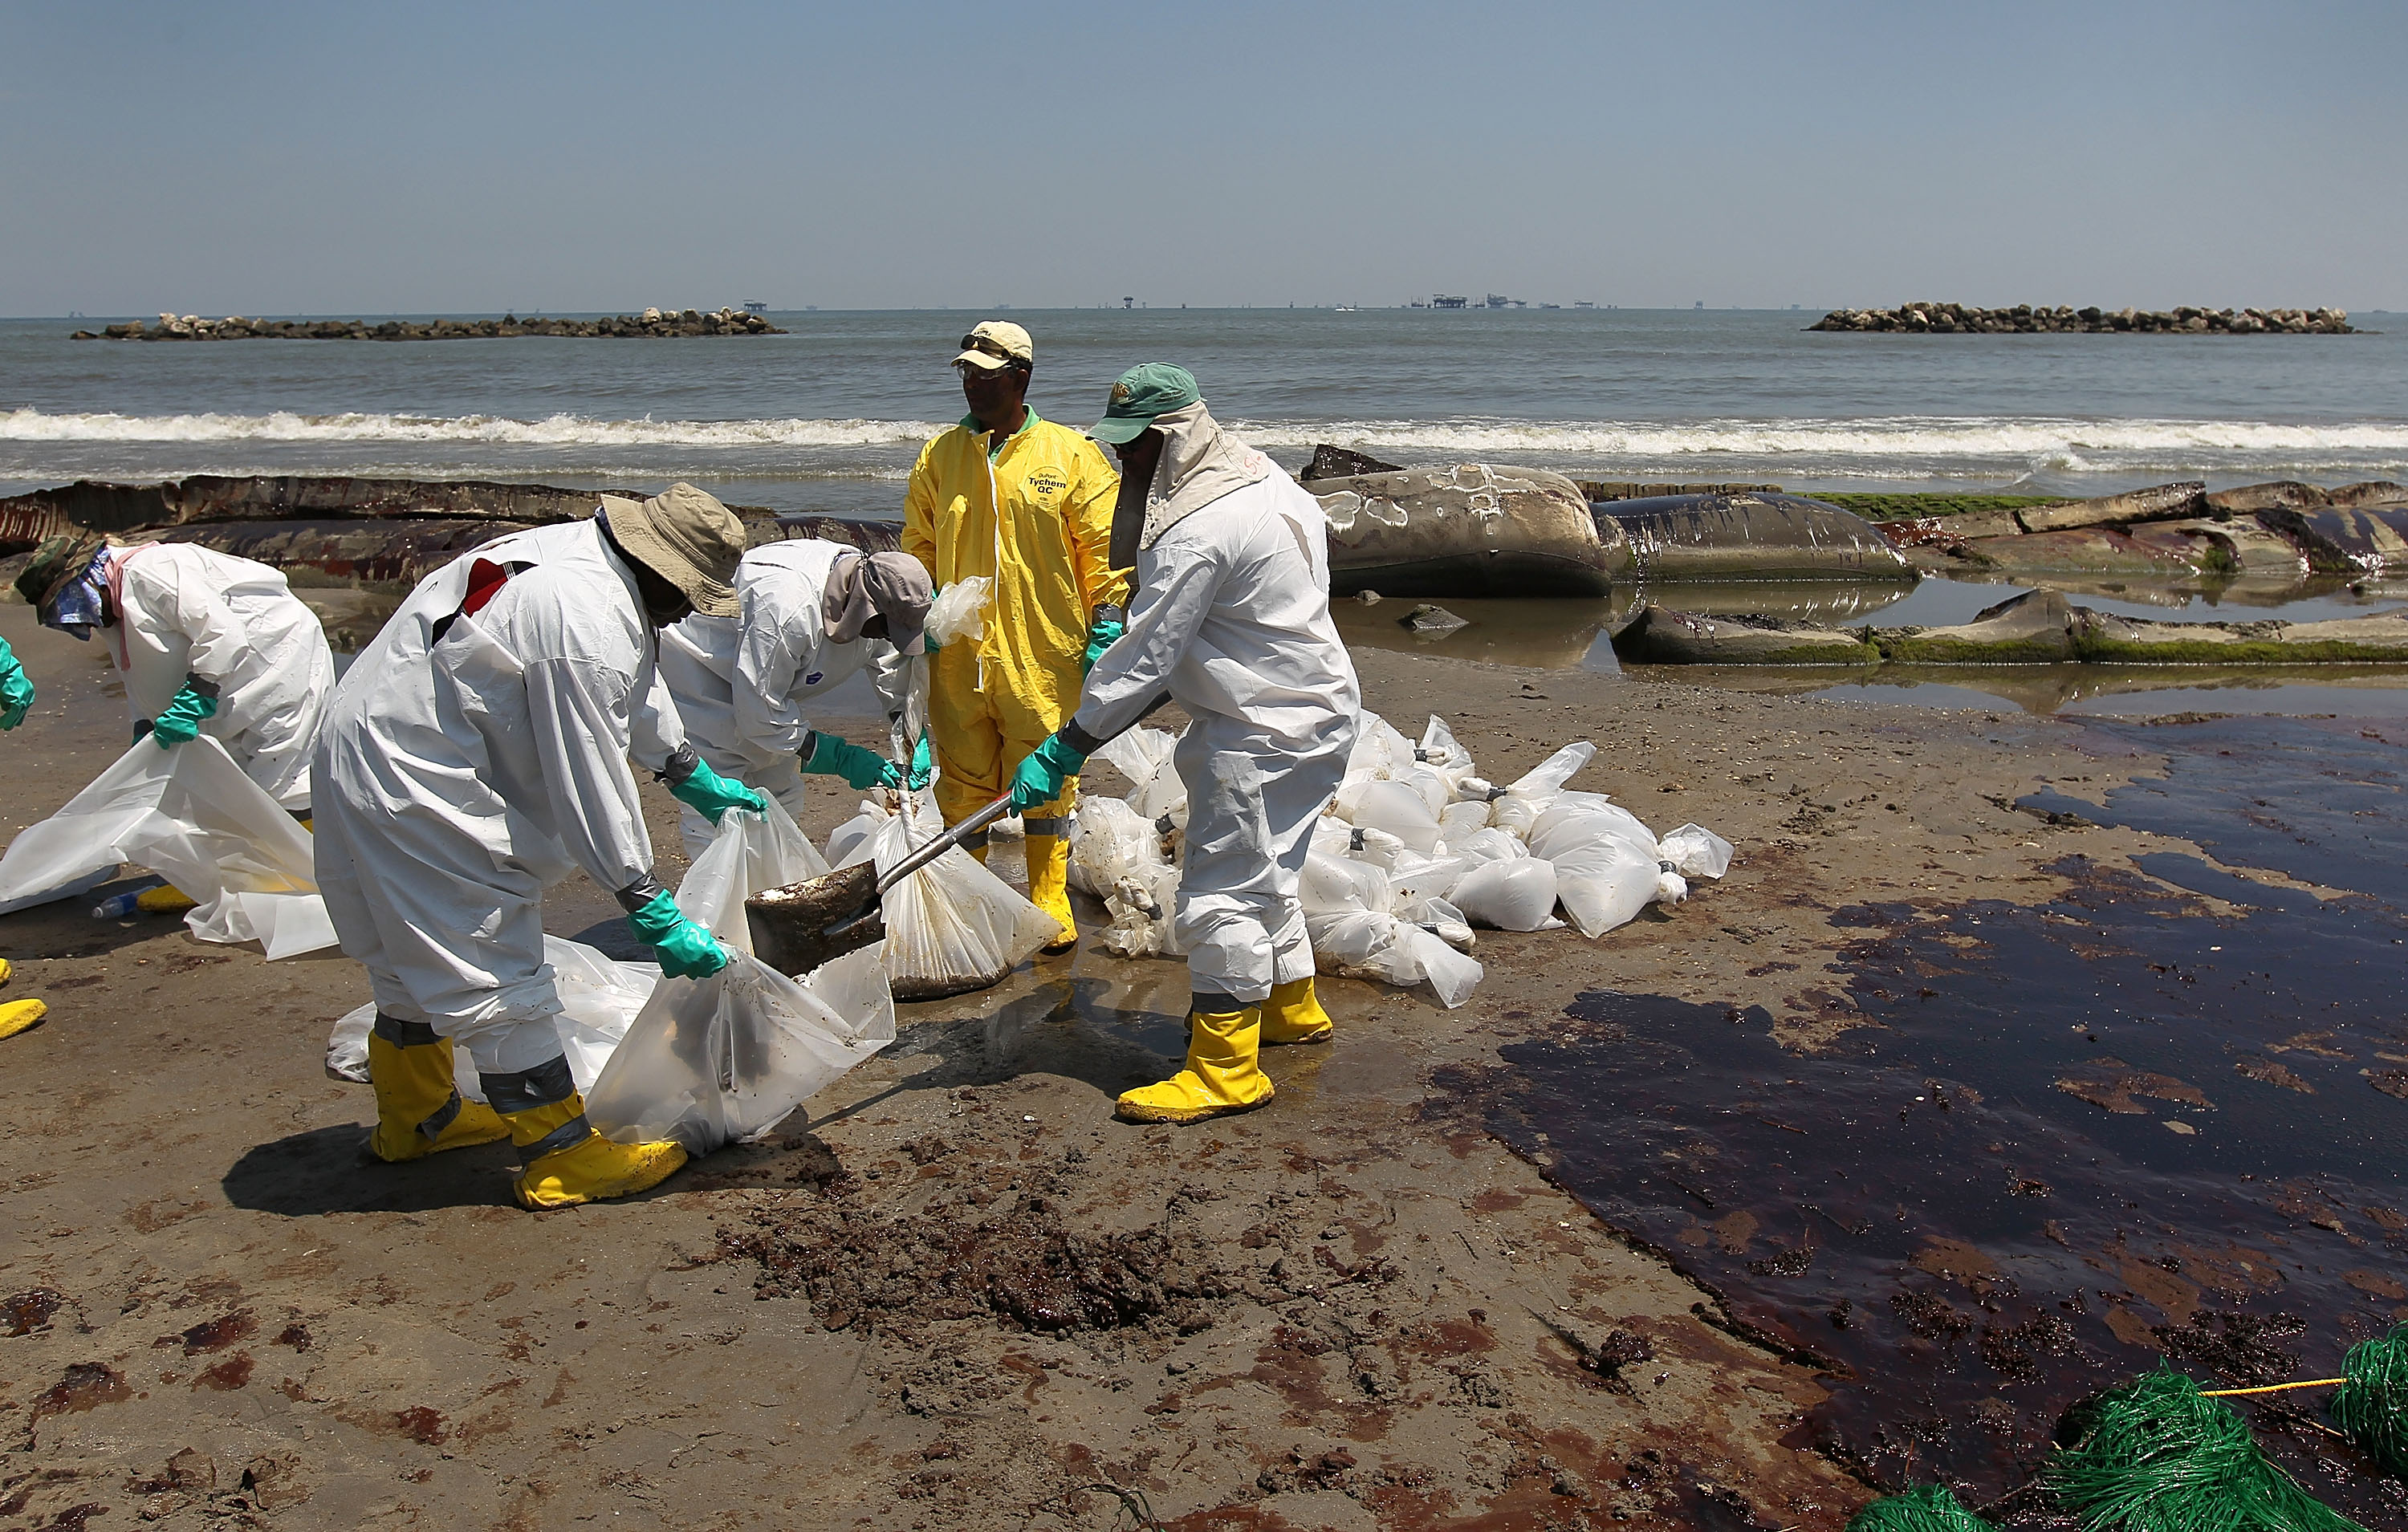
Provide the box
[1007,364,1361,1124]
[20,534,336,911]
[904,320,1129,953]
[313,484,764,1209]
[657,540,932,855]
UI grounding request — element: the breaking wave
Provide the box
[0,408,947,449]
[1229,416,2408,460]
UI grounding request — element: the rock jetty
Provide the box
[1808,303,2353,335]
[74,307,786,341]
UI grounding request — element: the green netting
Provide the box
[1845,1482,1992,1530]
[2048,1365,2366,1532]
[2330,1323,2408,1477]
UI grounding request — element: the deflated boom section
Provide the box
[0,476,902,591]
[0,467,1926,606]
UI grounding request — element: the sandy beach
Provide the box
[0,595,2232,1531]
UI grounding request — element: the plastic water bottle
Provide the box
[92,880,166,919]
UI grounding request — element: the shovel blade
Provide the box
[744,863,885,977]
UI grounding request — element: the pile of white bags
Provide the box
[0,734,336,957]
[828,789,1059,1001]
[1032,707,1736,1012]
[1313,707,1735,995]
[328,800,897,1156]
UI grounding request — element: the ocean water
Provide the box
[5,308,2406,513]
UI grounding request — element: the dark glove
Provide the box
[803,732,903,791]
[1007,731,1088,813]
[0,640,33,730]
[1083,605,1126,673]
[150,677,220,749]
[660,746,768,825]
[625,888,730,980]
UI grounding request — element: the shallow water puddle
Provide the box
[1453,717,2408,1520]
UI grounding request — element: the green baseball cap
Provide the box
[1089,362,1200,445]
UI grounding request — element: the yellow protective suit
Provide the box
[903,409,1126,937]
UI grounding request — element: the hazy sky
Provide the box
[5,1,2403,316]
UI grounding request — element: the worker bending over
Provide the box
[314,484,766,1209]
[904,321,1128,952]
[657,539,931,854]
[1009,365,1360,1124]
[18,535,336,811]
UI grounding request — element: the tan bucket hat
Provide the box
[602,482,746,617]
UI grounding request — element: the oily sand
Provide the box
[0,604,2202,1530]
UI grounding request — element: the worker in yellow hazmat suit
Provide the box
[902,321,1128,952]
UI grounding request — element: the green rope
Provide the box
[2048,1365,2366,1532]
[1845,1482,1992,1530]
[2330,1323,2408,1477]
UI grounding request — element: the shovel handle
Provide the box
[874,792,1016,898]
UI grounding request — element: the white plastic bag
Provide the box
[583,945,893,1154]
[1068,795,1181,958]
[1344,709,1418,782]
[1335,777,1442,852]
[836,791,1059,999]
[1450,855,1564,931]
[0,734,335,956]
[1306,908,1483,1009]
[323,933,661,1095]
[1659,823,1735,880]
[924,575,992,648]
[1438,799,1491,843]
[1488,742,1597,837]
[1417,716,1481,793]
[1090,725,1187,827]
[1299,849,1483,1007]
[676,797,831,951]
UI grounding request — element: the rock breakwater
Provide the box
[1808,302,2353,335]
[75,307,785,341]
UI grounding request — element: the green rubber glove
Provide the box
[1083,612,1126,673]
[0,640,34,730]
[150,678,219,749]
[903,734,933,791]
[1007,732,1088,813]
[923,586,943,652]
[625,889,730,980]
[667,754,768,825]
[804,732,903,791]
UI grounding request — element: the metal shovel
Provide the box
[744,793,1016,977]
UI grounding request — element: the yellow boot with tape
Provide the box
[366,1014,509,1162]
[486,1056,686,1210]
[1115,1002,1274,1124]
[1260,976,1333,1046]
[1023,818,1077,953]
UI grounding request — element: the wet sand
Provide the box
[0,599,2313,1530]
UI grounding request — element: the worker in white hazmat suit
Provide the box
[1007,364,1360,1124]
[313,484,768,1209]
[18,534,336,813]
[657,540,933,855]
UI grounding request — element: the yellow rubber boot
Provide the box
[366,1020,509,1163]
[500,1091,687,1211]
[1116,1005,1274,1124]
[136,884,199,914]
[1024,831,1077,953]
[1261,976,1333,1045]
[0,998,47,1042]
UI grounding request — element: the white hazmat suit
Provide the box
[312,514,676,1074]
[105,542,336,809]
[657,539,911,854]
[1064,405,1359,1005]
